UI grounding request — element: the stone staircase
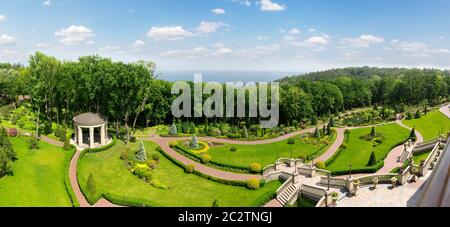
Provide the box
[277,183,299,205]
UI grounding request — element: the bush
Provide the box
[150,179,169,190]
[63,136,72,150]
[86,173,97,196]
[8,128,17,137]
[145,160,157,169]
[414,110,421,119]
[230,147,237,152]
[120,150,129,161]
[212,199,220,207]
[246,178,260,190]
[287,138,295,145]
[202,154,212,164]
[298,154,307,161]
[169,141,178,148]
[227,133,241,139]
[315,160,326,169]
[28,136,40,150]
[129,136,137,143]
[169,123,178,135]
[185,164,195,173]
[133,164,153,182]
[152,154,160,162]
[249,163,262,173]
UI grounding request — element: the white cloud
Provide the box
[308,28,316,33]
[213,47,233,55]
[0,15,6,22]
[196,21,229,35]
[98,45,121,52]
[289,28,301,35]
[391,40,427,52]
[1,50,20,58]
[42,1,51,6]
[147,26,193,41]
[287,35,329,48]
[160,47,209,58]
[131,40,146,48]
[257,35,269,40]
[235,44,280,58]
[340,34,385,48]
[212,42,225,48]
[231,0,251,6]
[260,0,286,12]
[0,34,17,46]
[212,8,226,15]
[37,43,52,49]
[426,48,450,54]
[55,25,95,45]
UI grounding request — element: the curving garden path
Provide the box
[439,103,450,119]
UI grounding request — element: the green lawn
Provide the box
[77,140,281,207]
[201,132,336,168]
[413,151,432,165]
[326,124,409,173]
[403,110,450,141]
[0,137,75,207]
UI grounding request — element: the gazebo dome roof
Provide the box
[73,112,107,126]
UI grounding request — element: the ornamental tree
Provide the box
[314,126,321,138]
[136,141,147,161]
[190,134,199,149]
[169,123,178,135]
[367,151,377,166]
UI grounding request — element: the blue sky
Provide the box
[0,0,450,72]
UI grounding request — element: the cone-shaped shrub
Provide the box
[86,173,97,196]
[367,151,377,166]
[136,141,147,161]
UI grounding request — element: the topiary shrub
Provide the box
[129,136,137,143]
[409,128,417,142]
[63,136,72,150]
[120,150,129,161]
[169,123,178,135]
[135,141,147,161]
[249,163,262,173]
[86,173,97,196]
[202,154,212,164]
[212,198,220,207]
[315,160,326,169]
[287,138,295,145]
[367,151,377,166]
[246,178,260,190]
[185,164,195,173]
[314,126,321,138]
[230,147,237,152]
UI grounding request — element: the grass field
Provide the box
[403,110,450,141]
[77,140,281,207]
[0,137,74,207]
[326,124,409,173]
[198,132,336,168]
[413,151,432,164]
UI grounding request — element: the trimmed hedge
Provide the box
[84,137,117,153]
[330,160,385,176]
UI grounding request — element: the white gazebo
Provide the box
[73,113,110,148]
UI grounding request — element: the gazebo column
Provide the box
[78,126,83,146]
[100,125,106,145]
[89,127,94,148]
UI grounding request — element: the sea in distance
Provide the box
[157,71,304,83]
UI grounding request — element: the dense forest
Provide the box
[1,53,450,142]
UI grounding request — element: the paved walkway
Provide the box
[318,128,345,162]
[439,103,450,119]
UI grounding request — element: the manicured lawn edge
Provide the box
[64,145,80,207]
[306,129,337,161]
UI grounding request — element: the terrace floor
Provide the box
[336,172,430,207]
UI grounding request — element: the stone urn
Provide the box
[411,168,418,182]
[331,192,339,206]
[391,177,398,188]
[430,162,435,170]
[353,180,360,196]
[372,177,379,189]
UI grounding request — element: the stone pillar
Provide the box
[345,177,354,192]
[89,127,94,148]
[78,126,83,146]
[100,125,106,145]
